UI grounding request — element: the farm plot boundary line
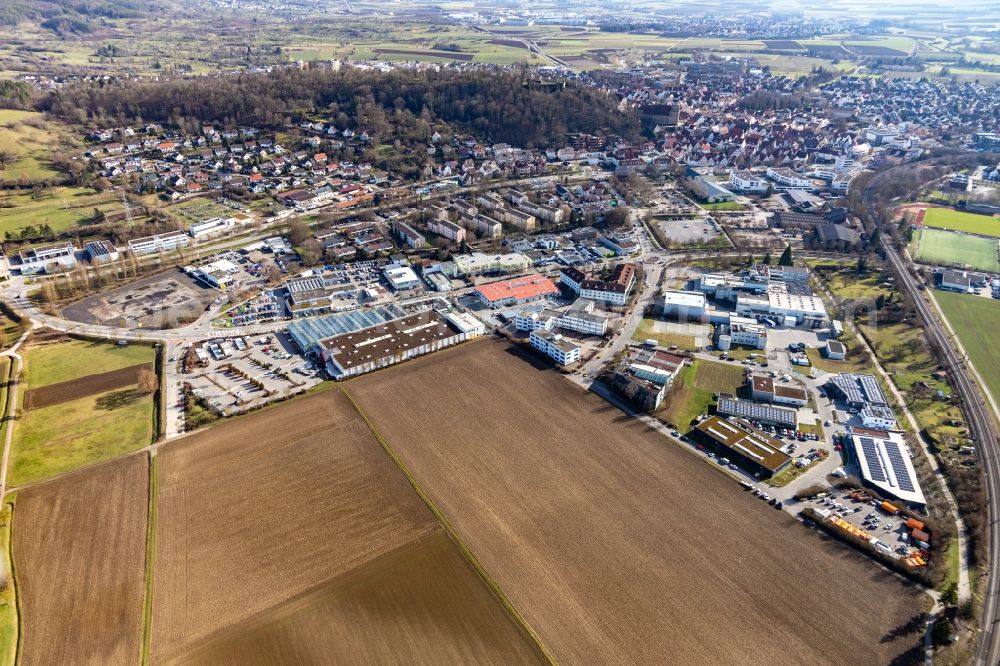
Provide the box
[338,385,558,666]
[140,452,157,666]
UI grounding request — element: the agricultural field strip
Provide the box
[346,341,926,666]
[338,386,556,663]
[23,362,151,409]
[150,388,540,662]
[12,454,148,666]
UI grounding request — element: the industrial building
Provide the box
[632,349,689,376]
[128,230,190,256]
[189,258,238,289]
[288,305,407,354]
[85,240,119,264]
[715,318,767,350]
[285,275,357,318]
[383,266,424,294]
[827,373,897,430]
[318,309,482,379]
[823,340,846,360]
[611,370,668,412]
[476,274,559,309]
[15,242,78,275]
[717,396,798,428]
[660,290,707,321]
[692,416,792,479]
[849,427,925,507]
[750,375,809,406]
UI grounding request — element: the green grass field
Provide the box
[0,187,119,236]
[632,318,699,350]
[922,207,1000,237]
[914,228,1000,272]
[659,359,744,431]
[0,502,16,666]
[699,201,747,211]
[25,339,155,388]
[935,291,1000,411]
[9,386,154,486]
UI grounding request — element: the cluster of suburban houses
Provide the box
[822,76,1000,138]
[86,122,395,200]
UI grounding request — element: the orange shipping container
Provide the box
[912,529,931,543]
[881,501,899,514]
[905,518,925,532]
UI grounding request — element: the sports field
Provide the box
[922,207,1000,238]
[935,290,1000,407]
[914,228,1000,272]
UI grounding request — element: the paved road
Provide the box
[0,328,32,498]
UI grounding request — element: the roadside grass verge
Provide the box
[0,501,17,666]
[140,453,157,665]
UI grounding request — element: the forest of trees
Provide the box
[38,66,642,148]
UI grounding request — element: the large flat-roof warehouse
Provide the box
[318,310,479,379]
[693,416,792,479]
[849,427,925,507]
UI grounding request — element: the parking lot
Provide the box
[181,331,322,416]
[797,491,918,558]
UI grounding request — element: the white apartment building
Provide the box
[427,218,466,243]
[729,169,769,194]
[530,329,581,366]
[766,167,813,189]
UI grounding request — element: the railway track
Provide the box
[861,163,1000,664]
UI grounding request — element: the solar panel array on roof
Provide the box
[716,396,796,427]
[859,437,886,482]
[287,304,407,350]
[884,441,915,492]
[831,375,865,404]
[859,375,887,405]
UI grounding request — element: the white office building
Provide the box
[729,169,769,194]
[128,230,191,256]
[530,329,581,366]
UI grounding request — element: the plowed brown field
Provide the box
[169,531,544,665]
[152,388,540,663]
[346,340,927,666]
[23,363,150,409]
[13,454,149,666]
